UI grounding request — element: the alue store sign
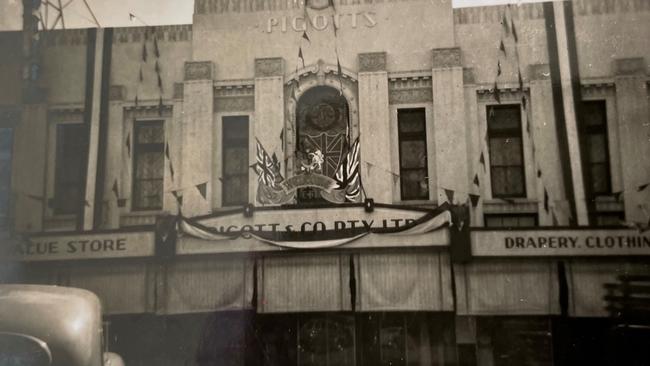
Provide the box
[3,230,156,262]
[471,228,650,257]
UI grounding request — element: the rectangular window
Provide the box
[54,123,87,215]
[484,214,537,228]
[132,121,165,211]
[0,127,14,225]
[487,105,526,198]
[397,108,429,201]
[580,101,611,196]
[222,116,249,206]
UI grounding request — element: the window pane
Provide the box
[590,163,610,194]
[587,134,607,163]
[379,314,406,366]
[505,167,525,196]
[54,124,87,215]
[222,116,249,206]
[398,109,428,201]
[327,315,355,366]
[399,140,426,169]
[488,106,520,131]
[401,169,428,200]
[133,121,164,210]
[223,148,249,175]
[485,214,537,228]
[582,101,606,127]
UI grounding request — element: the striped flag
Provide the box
[335,137,361,202]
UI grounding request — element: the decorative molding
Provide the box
[173,83,184,99]
[483,200,539,214]
[581,82,615,99]
[195,0,422,14]
[454,0,648,24]
[184,61,213,81]
[358,52,387,72]
[48,106,84,123]
[528,64,550,81]
[388,76,432,104]
[254,58,284,77]
[613,57,646,76]
[432,48,461,68]
[477,87,529,103]
[214,96,255,112]
[43,29,88,47]
[463,68,476,84]
[124,104,173,119]
[109,85,125,101]
[112,25,192,43]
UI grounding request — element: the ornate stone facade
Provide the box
[432,48,461,68]
[388,74,433,104]
[214,83,255,112]
[184,61,214,81]
[358,52,387,72]
[254,58,284,77]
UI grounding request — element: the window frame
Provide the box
[131,120,165,212]
[396,107,430,201]
[486,104,527,199]
[579,100,613,197]
[221,115,250,207]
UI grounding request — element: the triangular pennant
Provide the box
[544,188,549,213]
[613,191,623,201]
[537,169,542,178]
[502,14,510,35]
[155,60,160,74]
[153,37,160,58]
[171,190,183,206]
[302,31,310,43]
[511,19,518,43]
[165,142,170,159]
[469,193,480,208]
[117,198,127,208]
[129,13,135,21]
[134,94,139,106]
[522,95,527,110]
[298,46,305,68]
[196,182,207,200]
[157,74,163,90]
[638,183,649,192]
[497,61,502,77]
[493,82,501,103]
[518,69,524,90]
[337,58,342,76]
[142,42,147,62]
[444,188,455,204]
[479,152,486,169]
[473,174,480,186]
[279,129,284,145]
[552,210,559,226]
[139,67,143,82]
[126,133,131,157]
[526,119,531,134]
[499,39,506,56]
[112,179,119,199]
[169,160,175,180]
[158,96,163,116]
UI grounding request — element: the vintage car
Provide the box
[0,284,124,366]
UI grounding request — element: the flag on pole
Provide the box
[253,139,280,187]
[335,136,361,202]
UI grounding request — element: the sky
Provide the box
[0,0,544,31]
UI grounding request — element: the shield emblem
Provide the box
[299,132,345,177]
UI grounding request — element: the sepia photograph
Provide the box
[0,0,649,365]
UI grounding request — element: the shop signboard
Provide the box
[471,228,650,257]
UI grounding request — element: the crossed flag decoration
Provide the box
[252,139,283,188]
[334,136,361,202]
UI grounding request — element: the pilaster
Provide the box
[104,85,125,229]
[613,57,649,222]
[182,61,214,216]
[358,52,392,203]
[431,48,468,204]
[253,58,285,205]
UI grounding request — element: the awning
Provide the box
[356,251,454,311]
[160,255,254,314]
[257,253,351,313]
[566,259,650,317]
[454,259,560,315]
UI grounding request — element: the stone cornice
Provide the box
[432,48,461,69]
[254,58,284,77]
[358,52,387,72]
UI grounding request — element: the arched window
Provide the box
[296,86,349,202]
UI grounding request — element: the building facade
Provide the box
[1,0,649,365]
